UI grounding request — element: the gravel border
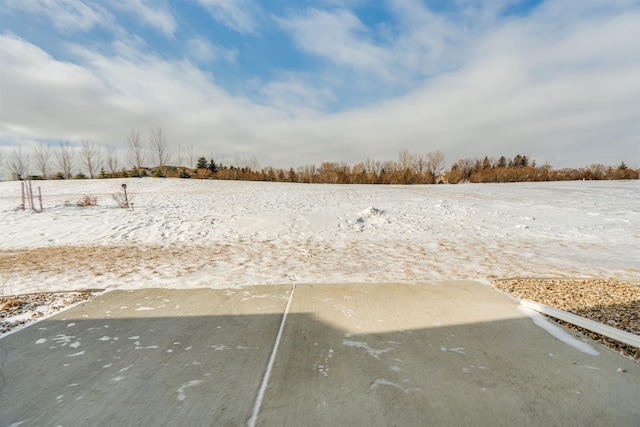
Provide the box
[492,278,640,361]
[1,291,95,335]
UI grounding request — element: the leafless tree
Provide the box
[106,145,119,176]
[297,163,316,183]
[246,155,260,172]
[426,150,446,182]
[175,143,187,169]
[318,162,338,183]
[414,153,427,183]
[127,129,145,174]
[231,153,243,179]
[383,160,399,174]
[149,126,171,174]
[56,141,75,179]
[351,162,366,178]
[9,147,30,179]
[0,148,4,173]
[188,145,194,169]
[80,139,100,179]
[32,142,52,179]
[177,144,184,168]
[363,158,383,178]
[398,149,415,171]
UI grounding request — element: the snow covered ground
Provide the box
[0,179,638,295]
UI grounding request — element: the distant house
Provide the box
[5,172,19,181]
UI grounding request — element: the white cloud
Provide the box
[274,3,473,89]
[1,2,638,169]
[277,8,394,80]
[0,34,108,141]
[4,0,111,32]
[185,37,238,64]
[109,0,177,37]
[195,0,258,33]
[261,75,337,116]
[0,33,289,162]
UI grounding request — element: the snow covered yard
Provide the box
[1,179,638,297]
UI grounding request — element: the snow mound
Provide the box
[359,207,385,218]
[353,206,389,231]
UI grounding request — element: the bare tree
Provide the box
[414,153,427,183]
[175,143,184,168]
[363,158,383,181]
[0,148,4,174]
[127,129,145,174]
[80,139,100,179]
[32,142,52,179]
[9,147,30,179]
[232,153,243,179]
[426,150,446,183]
[298,163,316,183]
[56,141,75,179]
[149,126,171,175]
[106,145,119,176]
[246,155,260,172]
[188,145,194,169]
[398,149,416,171]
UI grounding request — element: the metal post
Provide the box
[21,181,25,210]
[122,183,129,209]
[27,179,35,210]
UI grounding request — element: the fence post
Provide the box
[122,183,129,209]
[21,181,25,210]
[27,179,35,210]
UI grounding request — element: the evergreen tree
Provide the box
[196,156,208,169]
[512,154,523,168]
[497,156,507,168]
[482,156,491,170]
[208,159,218,173]
[288,168,297,182]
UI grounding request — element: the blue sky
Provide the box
[1,0,638,171]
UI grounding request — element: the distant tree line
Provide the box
[1,128,637,184]
[444,155,638,183]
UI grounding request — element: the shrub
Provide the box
[112,185,133,209]
[77,195,98,207]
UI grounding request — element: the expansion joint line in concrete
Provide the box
[248,283,296,427]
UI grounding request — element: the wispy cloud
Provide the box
[195,0,259,33]
[261,74,337,116]
[4,0,111,32]
[109,0,177,37]
[0,33,284,158]
[274,2,475,91]
[276,8,393,80]
[1,1,638,169]
[186,37,238,64]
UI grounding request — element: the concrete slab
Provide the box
[0,286,292,426]
[1,282,638,426]
[259,282,640,426]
